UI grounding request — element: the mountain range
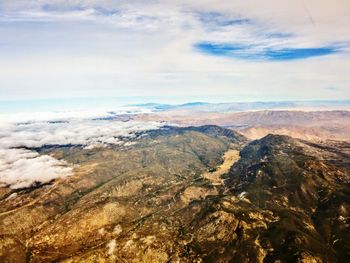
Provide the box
[0,125,349,262]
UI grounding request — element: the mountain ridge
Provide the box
[225,134,350,262]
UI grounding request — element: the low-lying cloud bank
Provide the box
[0,119,164,149]
[0,109,164,189]
[0,148,72,189]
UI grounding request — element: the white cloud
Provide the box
[0,148,72,189]
[0,119,163,149]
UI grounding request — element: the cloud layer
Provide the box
[0,0,349,101]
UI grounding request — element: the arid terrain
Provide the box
[133,110,350,141]
[0,124,349,262]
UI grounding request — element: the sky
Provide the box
[0,0,350,102]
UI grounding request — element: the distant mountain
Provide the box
[134,109,350,141]
[128,100,350,113]
[128,102,210,111]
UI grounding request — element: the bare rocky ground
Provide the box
[0,125,349,262]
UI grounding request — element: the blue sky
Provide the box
[0,0,349,102]
[195,43,340,61]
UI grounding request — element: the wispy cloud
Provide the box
[326,86,343,92]
[195,11,252,29]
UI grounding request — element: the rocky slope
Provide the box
[225,135,350,262]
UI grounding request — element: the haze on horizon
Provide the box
[0,0,349,102]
